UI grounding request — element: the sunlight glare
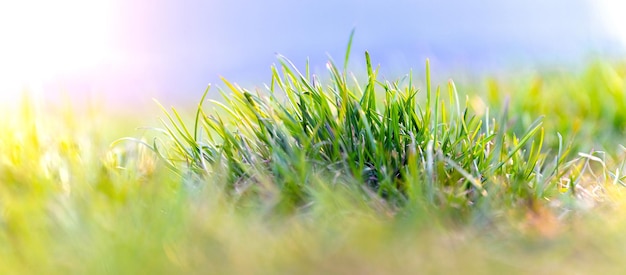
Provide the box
[0,0,113,105]
[596,0,626,49]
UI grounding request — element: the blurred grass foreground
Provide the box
[2,52,626,274]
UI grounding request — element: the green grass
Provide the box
[2,50,626,274]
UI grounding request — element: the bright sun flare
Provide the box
[0,0,113,104]
[596,0,626,48]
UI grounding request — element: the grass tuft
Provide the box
[148,51,575,217]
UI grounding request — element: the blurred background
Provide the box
[0,0,625,108]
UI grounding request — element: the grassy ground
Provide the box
[1,52,626,274]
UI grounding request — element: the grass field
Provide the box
[2,50,626,274]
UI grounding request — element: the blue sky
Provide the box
[0,0,624,106]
